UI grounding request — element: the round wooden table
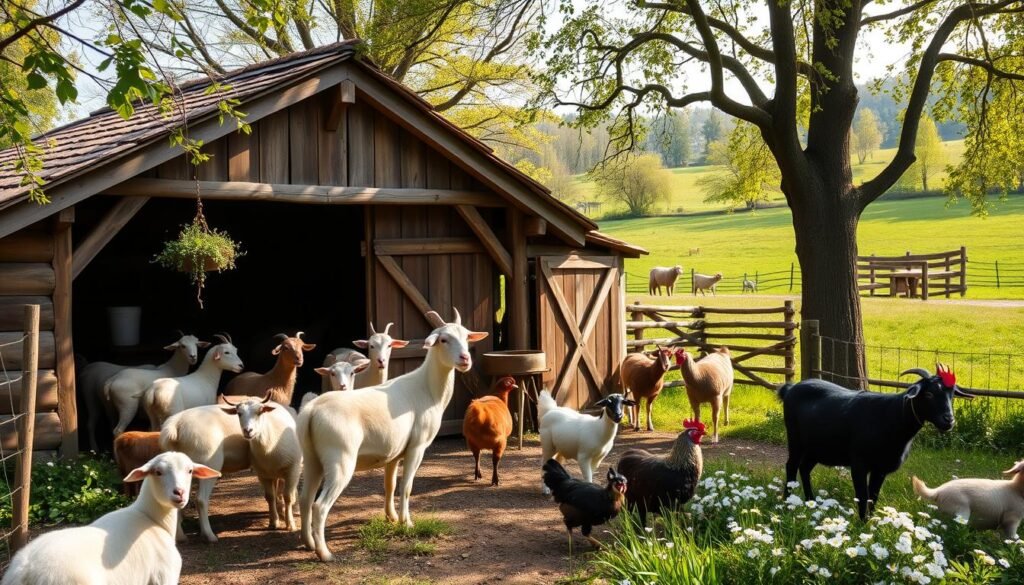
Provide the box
[480,351,548,450]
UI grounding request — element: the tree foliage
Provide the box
[700,109,723,157]
[587,153,669,216]
[851,108,883,165]
[699,122,780,209]
[644,111,691,167]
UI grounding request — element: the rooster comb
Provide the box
[683,419,706,432]
[937,363,956,388]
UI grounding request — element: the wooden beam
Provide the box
[324,80,356,131]
[0,231,54,262]
[0,264,55,296]
[52,217,77,457]
[71,197,149,280]
[525,216,547,236]
[455,205,513,276]
[0,63,355,240]
[375,255,436,328]
[374,237,483,256]
[507,209,529,350]
[105,178,501,207]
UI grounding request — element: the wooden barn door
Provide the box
[537,255,624,410]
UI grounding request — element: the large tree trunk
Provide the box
[789,173,868,388]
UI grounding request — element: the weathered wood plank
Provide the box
[196,139,228,181]
[289,103,319,184]
[227,127,260,182]
[0,413,62,451]
[0,231,53,262]
[318,90,347,186]
[259,110,290,183]
[0,331,55,369]
[0,263,56,295]
[53,220,77,456]
[0,297,54,331]
[376,255,434,328]
[507,209,529,349]
[456,205,513,276]
[374,113,401,188]
[374,238,482,255]
[323,80,356,131]
[155,155,190,180]
[0,370,59,414]
[72,197,150,279]
[348,101,375,187]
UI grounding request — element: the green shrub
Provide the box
[155,221,243,287]
[0,455,129,526]
[592,510,720,584]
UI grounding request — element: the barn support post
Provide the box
[11,304,39,553]
[53,207,77,457]
[507,209,529,350]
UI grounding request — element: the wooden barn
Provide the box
[0,42,645,457]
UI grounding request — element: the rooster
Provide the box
[616,419,706,525]
[542,459,627,550]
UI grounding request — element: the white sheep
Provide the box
[692,272,724,296]
[143,334,244,431]
[220,394,302,531]
[912,461,1024,539]
[101,334,208,440]
[159,402,251,542]
[742,278,757,293]
[298,309,488,561]
[320,322,408,392]
[648,265,684,296]
[537,390,635,494]
[0,452,219,585]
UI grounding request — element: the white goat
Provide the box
[143,334,244,430]
[221,394,302,531]
[320,322,408,392]
[101,334,208,440]
[912,461,1024,539]
[692,272,724,296]
[299,309,487,561]
[537,390,635,494]
[159,402,250,542]
[742,278,757,293]
[301,358,372,409]
[0,452,219,585]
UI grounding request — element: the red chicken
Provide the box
[616,419,706,525]
[463,376,517,485]
[542,458,627,550]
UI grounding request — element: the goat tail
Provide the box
[537,389,557,422]
[912,476,938,501]
[775,383,793,401]
[159,415,179,451]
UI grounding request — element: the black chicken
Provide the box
[542,458,627,550]
[616,419,705,525]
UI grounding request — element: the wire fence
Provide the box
[0,305,40,570]
[968,260,1024,289]
[627,265,801,296]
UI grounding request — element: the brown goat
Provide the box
[223,332,315,405]
[675,347,734,444]
[463,376,517,486]
[620,346,673,432]
[113,431,163,497]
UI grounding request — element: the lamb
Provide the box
[220,394,302,532]
[92,333,207,445]
[537,390,635,493]
[223,331,315,406]
[912,461,1024,539]
[692,272,723,296]
[675,347,734,443]
[113,431,163,497]
[298,309,488,561]
[648,265,684,296]
[300,358,372,410]
[742,277,757,293]
[463,376,517,485]
[143,334,244,430]
[688,247,701,256]
[779,364,974,519]
[0,452,219,585]
[320,322,409,392]
[619,346,673,432]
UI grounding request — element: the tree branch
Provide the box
[860,0,937,25]
[936,53,1024,81]
[765,0,803,164]
[0,0,85,54]
[211,0,291,56]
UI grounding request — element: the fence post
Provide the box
[690,268,695,296]
[630,301,644,353]
[921,261,929,300]
[755,271,759,292]
[996,260,1001,288]
[784,300,796,383]
[789,263,795,292]
[959,246,967,296]
[12,304,40,553]
[800,319,820,380]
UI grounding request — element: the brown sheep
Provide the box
[648,265,683,296]
[620,346,673,432]
[463,376,517,486]
[674,347,734,443]
[223,332,315,406]
[113,431,163,497]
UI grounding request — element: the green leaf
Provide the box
[25,72,48,91]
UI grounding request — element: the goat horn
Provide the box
[222,332,233,344]
[273,333,288,343]
[220,394,241,406]
[295,331,305,340]
[174,329,185,339]
[383,322,393,336]
[424,311,444,328]
[452,307,462,325]
[369,322,378,335]
[214,334,229,345]
[261,391,273,404]
[899,368,931,380]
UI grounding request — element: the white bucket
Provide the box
[108,306,142,347]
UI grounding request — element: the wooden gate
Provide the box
[537,255,624,409]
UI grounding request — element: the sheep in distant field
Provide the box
[688,247,701,256]
[114,431,163,497]
[692,272,723,296]
[143,334,244,430]
[742,278,757,293]
[912,460,1024,538]
[620,346,673,432]
[223,332,315,406]
[320,322,408,392]
[299,309,488,561]
[648,265,684,296]
[0,452,219,585]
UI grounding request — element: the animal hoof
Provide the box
[203,534,219,544]
[316,549,335,562]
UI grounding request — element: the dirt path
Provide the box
[177,433,786,585]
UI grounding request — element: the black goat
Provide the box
[778,364,973,519]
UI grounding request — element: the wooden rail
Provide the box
[858,247,967,300]
[626,301,797,390]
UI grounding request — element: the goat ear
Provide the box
[593,397,609,407]
[314,367,331,377]
[124,464,152,483]
[260,405,276,413]
[353,360,371,374]
[905,383,922,399]
[390,339,409,348]
[219,406,238,415]
[302,343,316,351]
[467,331,489,343]
[353,339,369,349]
[196,341,211,349]
[423,334,439,348]
[271,345,283,355]
[163,342,180,351]
[1005,461,1024,475]
[192,464,221,480]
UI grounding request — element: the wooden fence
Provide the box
[626,301,797,390]
[858,247,967,299]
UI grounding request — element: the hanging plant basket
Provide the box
[155,219,243,307]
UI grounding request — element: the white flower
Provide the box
[734,536,747,544]
[747,549,760,559]
[818,568,832,578]
[932,550,947,567]
[871,543,890,560]
[807,564,819,574]
[859,533,873,542]
[665,542,674,549]
[913,555,925,564]
[924,563,945,579]
[805,500,818,509]
[644,526,654,533]
[46,461,54,467]
[896,533,914,554]
[846,547,860,558]
[770,567,779,576]
[786,480,800,489]
[772,548,784,557]
[953,515,969,525]
[999,558,1010,568]
[785,494,803,506]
